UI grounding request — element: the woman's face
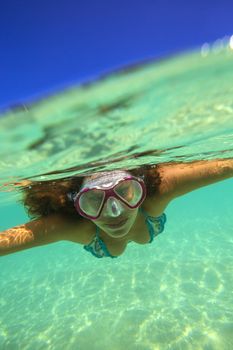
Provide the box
[93,199,138,238]
[82,171,139,238]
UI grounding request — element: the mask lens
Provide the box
[114,180,143,206]
[79,189,104,217]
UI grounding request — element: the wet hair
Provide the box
[20,164,161,220]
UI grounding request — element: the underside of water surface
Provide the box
[0,40,233,203]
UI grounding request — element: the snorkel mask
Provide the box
[71,171,146,220]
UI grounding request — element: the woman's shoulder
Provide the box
[61,216,94,244]
[142,194,171,217]
[33,213,94,245]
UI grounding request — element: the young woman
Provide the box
[0,158,232,258]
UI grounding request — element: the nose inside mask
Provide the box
[106,197,123,217]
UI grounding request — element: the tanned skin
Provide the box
[1,159,233,256]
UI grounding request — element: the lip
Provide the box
[105,218,128,228]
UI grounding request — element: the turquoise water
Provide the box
[1,180,233,350]
[0,41,233,349]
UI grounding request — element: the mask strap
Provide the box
[67,191,78,202]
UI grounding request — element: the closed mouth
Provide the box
[105,218,128,228]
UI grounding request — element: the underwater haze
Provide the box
[0,41,233,349]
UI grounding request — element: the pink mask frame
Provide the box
[73,175,146,220]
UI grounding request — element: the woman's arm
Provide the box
[0,214,64,256]
[0,213,92,257]
[157,158,233,199]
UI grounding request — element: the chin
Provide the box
[105,229,130,238]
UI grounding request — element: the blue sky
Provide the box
[0,0,233,109]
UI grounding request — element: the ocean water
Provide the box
[0,40,233,349]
